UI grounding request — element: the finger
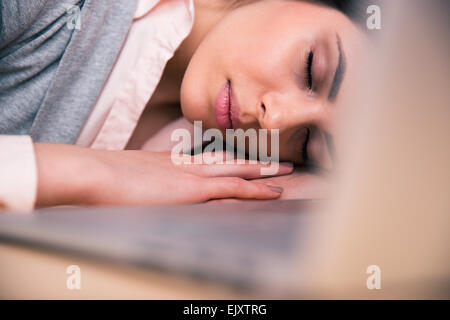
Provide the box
[204,177,284,200]
[198,162,293,179]
[183,152,294,178]
[207,198,243,204]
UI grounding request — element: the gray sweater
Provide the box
[0,0,138,143]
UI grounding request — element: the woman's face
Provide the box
[181,0,366,169]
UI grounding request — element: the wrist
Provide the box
[34,143,105,207]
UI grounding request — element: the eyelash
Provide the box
[305,50,313,90]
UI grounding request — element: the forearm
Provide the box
[34,143,105,207]
[33,143,289,208]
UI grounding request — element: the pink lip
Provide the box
[215,80,240,130]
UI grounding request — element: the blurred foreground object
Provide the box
[303,0,450,298]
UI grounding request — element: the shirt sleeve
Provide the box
[0,135,37,213]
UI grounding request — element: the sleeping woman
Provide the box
[0,0,367,211]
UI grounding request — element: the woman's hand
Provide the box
[208,168,328,203]
[251,169,328,200]
[34,143,293,207]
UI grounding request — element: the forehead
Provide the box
[229,1,360,41]
[236,1,347,22]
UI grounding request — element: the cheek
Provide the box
[224,28,291,84]
[180,53,215,126]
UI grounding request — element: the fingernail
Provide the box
[280,162,294,168]
[268,185,283,193]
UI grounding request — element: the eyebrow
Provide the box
[328,34,346,102]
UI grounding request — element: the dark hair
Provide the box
[313,0,375,27]
[232,0,375,28]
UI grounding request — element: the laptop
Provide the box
[0,0,448,298]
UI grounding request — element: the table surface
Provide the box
[0,242,256,299]
[2,241,447,299]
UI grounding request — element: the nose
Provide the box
[258,91,329,132]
